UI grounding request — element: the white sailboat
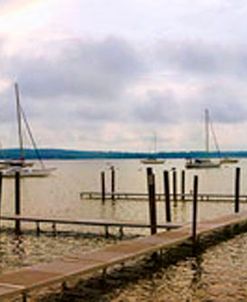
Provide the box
[2,83,56,177]
[141,132,165,165]
[185,109,221,169]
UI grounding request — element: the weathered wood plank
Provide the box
[0,215,181,230]
[1,211,247,300]
[80,191,247,202]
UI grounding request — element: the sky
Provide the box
[0,0,247,152]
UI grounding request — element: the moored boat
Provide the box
[185,158,221,169]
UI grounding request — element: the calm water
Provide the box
[1,158,247,301]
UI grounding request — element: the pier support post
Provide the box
[192,175,198,245]
[111,166,115,201]
[172,169,177,204]
[101,171,105,203]
[234,167,240,213]
[181,170,185,201]
[147,168,157,235]
[15,171,21,234]
[0,172,3,215]
[163,170,171,223]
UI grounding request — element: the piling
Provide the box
[101,171,105,203]
[147,167,157,235]
[172,169,177,203]
[234,167,240,213]
[181,170,185,201]
[0,172,2,214]
[163,170,171,223]
[15,171,21,234]
[192,175,198,244]
[111,166,115,201]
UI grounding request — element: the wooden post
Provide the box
[234,167,240,213]
[101,171,105,203]
[163,170,171,222]
[0,172,2,215]
[147,167,157,235]
[111,166,115,201]
[192,175,198,244]
[172,169,177,203]
[15,171,21,234]
[181,170,185,200]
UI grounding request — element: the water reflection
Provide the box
[0,160,246,301]
[11,234,26,259]
[189,254,204,297]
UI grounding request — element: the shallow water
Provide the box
[0,158,247,301]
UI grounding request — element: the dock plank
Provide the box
[0,215,181,230]
[0,212,247,300]
[0,284,23,300]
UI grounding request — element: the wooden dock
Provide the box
[0,215,181,237]
[80,191,247,202]
[1,211,247,301]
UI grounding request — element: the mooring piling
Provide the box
[0,172,2,215]
[181,169,185,201]
[163,170,171,223]
[101,171,105,203]
[15,171,21,234]
[172,168,177,203]
[192,175,198,244]
[234,167,240,213]
[111,166,115,201]
[147,167,157,235]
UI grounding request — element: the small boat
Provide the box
[2,83,56,178]
[141,132,165,165]
[220,157,238,164]
[185,109,221,169]
[2,166,56,178]
[185,158,220,169]
[141,158,165,165]
[0,160,11,170]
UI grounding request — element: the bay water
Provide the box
[1,158,247,301]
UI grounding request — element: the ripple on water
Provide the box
[0,230,121,274]
[2,230,247,301]
[69,232,247,302]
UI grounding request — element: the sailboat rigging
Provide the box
[141,132,165,165]
[2,83,56,177]
[185,109,221,169]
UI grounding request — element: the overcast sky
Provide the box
[0,0,246,152]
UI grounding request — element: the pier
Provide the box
[0,211,247,301]
[0,215,181,237]
[80,191,247,202]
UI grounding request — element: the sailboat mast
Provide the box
[14,83,24,160]
[153,132,157,154]
[205,108,209,153]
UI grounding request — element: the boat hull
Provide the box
[185,159,221,169]
[2,167,56,178]
[141,159,165,165]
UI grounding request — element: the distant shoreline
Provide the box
[0,148,246,160]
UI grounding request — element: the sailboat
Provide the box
[220,157,238,164]
[2,83,56,177]
[185,109,221,169]
[141,133,165,165]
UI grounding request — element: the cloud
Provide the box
[3,36,145,100]
[155,39,247,78]
[133,89,180,124]
[194,83,247,123]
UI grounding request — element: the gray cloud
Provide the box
[133,89,179,124]
[195,84,247,123]
[155,40,247,78]
[3,37,145,100]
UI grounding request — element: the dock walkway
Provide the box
[0,215,181,237]
[80,191,247,202]
[1,211,247,301]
